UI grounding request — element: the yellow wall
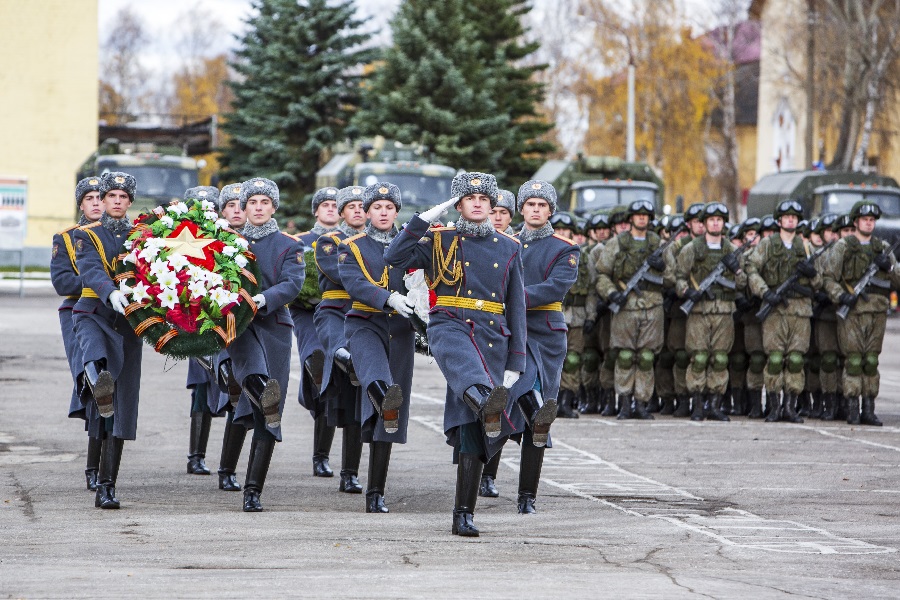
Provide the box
[0,0,98,253]
[736,123,758,194]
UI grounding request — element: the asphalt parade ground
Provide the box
[3,289,900,599]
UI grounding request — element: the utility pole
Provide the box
[626,58,636,162]
[805,0,816,168]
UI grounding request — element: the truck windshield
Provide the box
[360,173,453,206]
[819,190,900,216]
[100,166,198,198]
[575,186,657,211]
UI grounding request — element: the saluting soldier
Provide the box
[745,199,822,423]
[384,172,527,537]
[313,185,368,494]
[51,176,104,490]
[822,201,900,426]
[293,187,342,479]
[579,213,611,414]
[596,200,667,420]
[339,182,416,513]
[675,203,743,421]
[490,189,517,235]
[503,180,578,514]
[73,171,141,509]
[230,178,305,512]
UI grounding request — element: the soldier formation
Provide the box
[52,170,896,535]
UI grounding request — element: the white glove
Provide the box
[503,370,520,388]
[419,197,459,223]
[108,290,129,315]
[252,293,266,308]
[386,292,414,318]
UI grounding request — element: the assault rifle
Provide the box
[755,241,834,322]
[835,237,900,320]
[679,244,750,315]
[608,233,681,315]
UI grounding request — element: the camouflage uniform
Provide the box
[560,238,595,397]
[822,230,900,425]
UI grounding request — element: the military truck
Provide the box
[77,140,201,215]
[316,138,457,223]
[531,155,665,216]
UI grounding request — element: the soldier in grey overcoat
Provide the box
[293,187,341,478]
[339,182,416,514]
[230,178,305,512]
[51,176,104,490]
[73,171,142,509]
[384,172,527,537]
[313,185,367,494]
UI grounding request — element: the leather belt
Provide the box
[351,301,396,315]
[529,302,563,312]
[435,296,504,314]
[322,290,350,300]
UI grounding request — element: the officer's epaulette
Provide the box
[80,221,102,230]
[282,231,299,240]
[323,230,342,239]
[344,232,367,244]
[553,233,577,246]
[57,224,80,235]
[296,230,311,237]
[428,224,455,232]
[496,230,521,244]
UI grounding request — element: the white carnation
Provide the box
[234,254,248,268]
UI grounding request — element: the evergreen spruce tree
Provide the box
[221,0,375,217]
[354,0,553,186]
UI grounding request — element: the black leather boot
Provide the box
[704,393,730,421]
[517,390,557,447]
[617,393,634,420]
[860,396,883,426]
[333,347,360,386]
[781,392,804,423]
[556,389,579,419]
[243,374,282,428]
[673,393,691,418]
[365,441,392,513]
[85,436,101,491]
[747,389,763,418]
[312,414,335,477]
[243,436,276,512]
[836,395,848,421]
[479,448,501,498]
[583,386,601,414]
[659,396,676,415]
[366,380,404,434]
[797,391,811,417]
[95,436,124,509]
[599,389,617,416]
[646,394,661,413]
[339,423,363,493]
[820,392,836,421]
[452,453,483,536]
[632,398,655,420]
[518,429,544,514]
[765,392,782,422]
[575,385,587,413]
[846,396,861,425]
[690,393,705,421]
[463,384,508,438]
[730,388,746,416]
[809,390,823,419]
[218,409,246,491]
[187,411,212,475]
[84,360,115,418]
[217,358,243,406]
[305,349,325,388]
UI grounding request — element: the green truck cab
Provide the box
[316,138,457,223]
[77,142,200,216]
[532,155,664,216]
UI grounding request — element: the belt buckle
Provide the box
[474,299,484,310]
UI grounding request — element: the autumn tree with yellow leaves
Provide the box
[576,0,724,209]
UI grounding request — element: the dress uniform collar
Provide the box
[77,214,91,226]
[517,222,554,243]
[100,212,133,234]
[338,221,361,237]
[365,222,398,244]
[454,217,494,238]
[310,222,338,236]
[242,218,279,240]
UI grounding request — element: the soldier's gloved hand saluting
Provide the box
[108,290,129,315]
[386,292,415,318]
[419,197,459,223]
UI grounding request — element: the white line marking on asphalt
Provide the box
[406,391,896,554]
[793,425,900,453]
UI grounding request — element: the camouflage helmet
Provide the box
[587,212,610,230]
[774,198,804,220]
[685,203,706,221]
[608,205,629,226]
[816,213,838,234]
[627,199,655,218]
[576,216,589,235]
[729,224,743,240]
[808,218,819,235]
[701,202,728,222]
[797,219,810,236]
[549,211,578,233]
[760,214,780,233]
[849,200,882,221]
[667,215,686,234]
[834,213,854,232]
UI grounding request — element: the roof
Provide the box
[701,20,761,65]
